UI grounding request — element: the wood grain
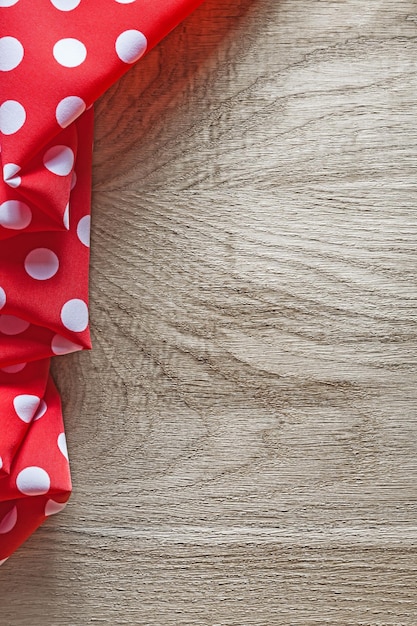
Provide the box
[2,0,417,623]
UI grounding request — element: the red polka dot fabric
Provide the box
[0,0,205,564]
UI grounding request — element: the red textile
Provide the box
[0,0,204,563]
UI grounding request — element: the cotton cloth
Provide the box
[0,0,204,563]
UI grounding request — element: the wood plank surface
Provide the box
[1,0,417,623]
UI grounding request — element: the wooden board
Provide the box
[2,0,417,623]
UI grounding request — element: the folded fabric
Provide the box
[0,0,205,564]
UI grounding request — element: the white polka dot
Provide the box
[0,506,17,534]
[70,171,77,190]
[24,248,59,280]
[56,96,86,128]
[115,30,147,64]
[53,38,86,68]
[63,203,70,229]
[60,299,88,332]
[0,315,30,335]
[0,456,2,470]
[0,0,20,5]
[77,215,90,247]
[0,37,24,71]
[45,499,68,516]
[0,200,32,229]
[57,433,69,461]
[115,0,135,3]
[16,467,50,496]
[51,334,82,355]
[43,145,74,176]
[50,0,80,9]
[13,394,40,423]
[3,163,21,188]
[0,287,5,310]
[1,362,26,373]
[0,559,8,566]
[0,100,26,135]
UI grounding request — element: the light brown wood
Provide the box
[2,0,417,623]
